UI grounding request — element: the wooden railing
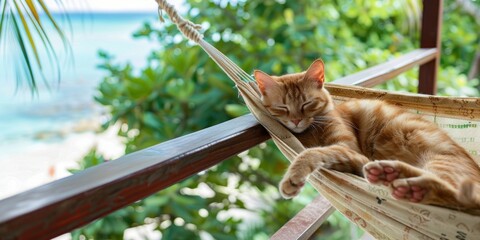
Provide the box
[0,1,442,239]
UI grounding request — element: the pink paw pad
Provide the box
[364,164,400,186]
[392,185,427,203]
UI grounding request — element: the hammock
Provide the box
[155,1,480,239]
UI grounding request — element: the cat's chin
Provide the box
[289,127,308,133]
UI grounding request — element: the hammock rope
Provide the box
[156,0,203,42]
[155,1,480,239]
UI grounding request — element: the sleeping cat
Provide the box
[254,59,480,211]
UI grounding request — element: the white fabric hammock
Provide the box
[156,1,480,239]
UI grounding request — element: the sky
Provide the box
[45,0,185,13]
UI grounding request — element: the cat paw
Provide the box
[279,176,305,199]
[363,161,401,186]
[364,161,433,203]
[363,160,423,186]
[391,178,428,203]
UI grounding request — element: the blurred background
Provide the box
[1,0,480,239]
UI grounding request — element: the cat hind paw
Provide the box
[363,161,401,186]
[391,178,428,203]
[364,161,430,203]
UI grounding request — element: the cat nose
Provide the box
[291,119,301,126]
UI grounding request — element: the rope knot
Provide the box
[156,0,204,43]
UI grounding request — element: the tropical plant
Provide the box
[0,0,70,93]
[66,1,480,239]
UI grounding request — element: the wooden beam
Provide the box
[418,0,443,94]
[334,48,437,87]
[270,196,335,240]
[0,114,269,240]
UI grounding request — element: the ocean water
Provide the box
[0,13,159,152]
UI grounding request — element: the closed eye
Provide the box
[302,100,326,112]
[270,105,289,115]
[303,100,321,111]
[301,101,313,110]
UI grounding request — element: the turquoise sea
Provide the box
[0,13,159,153]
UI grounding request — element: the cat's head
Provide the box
[254,59,333,133]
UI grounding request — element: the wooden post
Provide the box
[418,0,443,95]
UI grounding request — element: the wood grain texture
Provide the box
[418,0,443,95]
[0,114,269,240]
[334,48,437,87]
[270,196,335,240]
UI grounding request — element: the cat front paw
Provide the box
[279,175,305,199]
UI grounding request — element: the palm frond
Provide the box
[392,0,421,36]
[0,0,72,94]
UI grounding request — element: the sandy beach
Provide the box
[0,12,159,201]
[0,120,125,200]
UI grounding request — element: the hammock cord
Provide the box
[155,0,254,83]
[156,0,203,42]
[155,0,301,157]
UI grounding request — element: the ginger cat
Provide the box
[255,59,480,211]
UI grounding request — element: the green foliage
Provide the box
[1,0,71,93]
[380,67,480,96]
[68,149,105,174]
[310,211,364,240]
[71,0,480,239]
[442,1,480,74]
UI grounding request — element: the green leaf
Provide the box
[144,195,169,207]
[162,225,198,240]
[166,78,195,101]
[211,232,238,240]
[225,104,249,117]
[142,112,163,130]
[2,0,71,93]
[171,202,194,222]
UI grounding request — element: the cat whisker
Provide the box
[310,123,321,135]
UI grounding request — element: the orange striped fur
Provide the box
[255,59,480,212]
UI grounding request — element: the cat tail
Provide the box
[458,180,480,210]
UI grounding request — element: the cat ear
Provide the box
[304,59,325,88]
[254,70,278,95]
